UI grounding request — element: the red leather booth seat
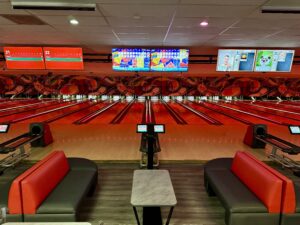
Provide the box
[21,151,69,214]
[231,152,283,213]
[8,151,62,214]
[6,150,98,222]
[243,152,296,214]
[204,151,286,225]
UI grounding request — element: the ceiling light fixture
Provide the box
[200,21,208,27]
[70,18,79,25]
[133,15,141,20]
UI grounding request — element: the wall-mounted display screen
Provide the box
[4,47,45,70]
[44,47,84,70]
[254,50,294,72]
[151,49,189,72]
[112,48,150,72]
[0,124,10,133]
[217,49,256,72]
[137,124,148,133]
[289,125,300,134]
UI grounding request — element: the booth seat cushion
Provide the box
[243,152,296,214]
[0,182,12,208]
[231,152,283,213]
[294,183,300,213]
[8,151,60,214]
[206,169,268,213]
[21,151,70,214]
[37,170,97,214]
[68,158,98,172]
[204,158,233,171]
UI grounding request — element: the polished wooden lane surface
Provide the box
[1,123,300,162]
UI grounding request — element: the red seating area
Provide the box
[204,151,300,225]
[243,152,296,214]
[21,151,69,214]
[4,151,98,222]
[231,152,283,213]
[8,151,69,214]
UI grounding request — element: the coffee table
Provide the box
[131,170,177,225]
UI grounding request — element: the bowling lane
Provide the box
[120,102,144,124]
[203,101,275,125]
[20,101,94,124]
[0,100,62,117]
[51,100,109,124]
[0,101,75,123]
[232,101,300,121]
[256,101,300,111]
[218,101,299,125]
[89,102,129,124]
[186,101,242,125]
[0,99,39,108]
[166,102,213,125]
[152,101,177,124]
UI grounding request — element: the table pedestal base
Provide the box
[143,207,162,225]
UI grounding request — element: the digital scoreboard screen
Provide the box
[112,48,150,72]
[254,50,294,72]
[4,47,45,70]
[0,124,10,133]
[217,49,256,72]
[44,47,84,70]
[151,49,189,72]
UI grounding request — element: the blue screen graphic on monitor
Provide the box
[151,49,189,72]
[217,49,256,72]
[254,50,294,72]
[112,48,150,72]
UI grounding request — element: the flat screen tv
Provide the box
[289,125,300,135]
[4,47,45,70]
[112,48,150,72]
[150,49,189,72]
[254,50,294,72]
[0,124,10,133]
[44,47,84,70]
[217,49,256,72]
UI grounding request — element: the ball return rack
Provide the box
[0,122,53,175]
[244,124,300,175]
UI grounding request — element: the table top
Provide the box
[131,170,177,207]
[3,223,91,225]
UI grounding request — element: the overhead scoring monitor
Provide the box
[4,47,45,70]
[151,49,189,72]
[217,49,256,72]
[112,48,150,72]
[254,50,294,72]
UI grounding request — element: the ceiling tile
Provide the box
[0,2,29,14]
[107,16,170,27]
[99,4,176,17]
[180,0,268,5]
[177,5,257,17]
[172,17,238,28]
[37,15,107,26]
[233,18,300,30]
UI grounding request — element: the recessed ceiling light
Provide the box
[70,19,79,25]
[133,15,141,20]
[200,21,208,27]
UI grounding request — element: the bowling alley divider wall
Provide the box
[0,74,300,97]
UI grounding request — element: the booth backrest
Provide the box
[231,151,283,213]
[243,152,296,214]
[8,151,59,214]
[21,151,70,214]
